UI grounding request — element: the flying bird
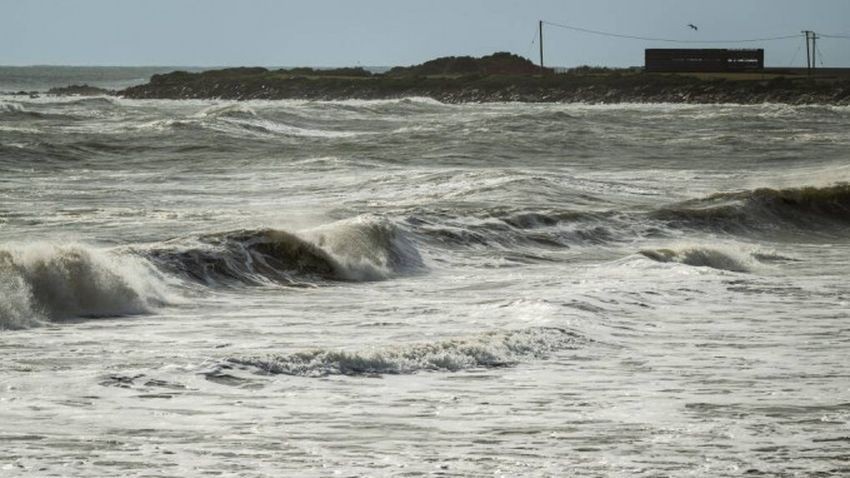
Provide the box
[687,24,699,31]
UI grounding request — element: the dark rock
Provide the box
[47,84,114,96]
[117,53,850,106]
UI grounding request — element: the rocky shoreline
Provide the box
[117,72,850,105]
[41,52,850,105]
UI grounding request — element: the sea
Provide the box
[1,67,849,477]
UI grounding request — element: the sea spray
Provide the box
[0,243,169,329]
[146,216,423,286]
[301,215,424,281]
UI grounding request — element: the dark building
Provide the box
[645,49,764,73]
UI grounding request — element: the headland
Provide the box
[71,53,850,104]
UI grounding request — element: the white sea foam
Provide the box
[0,243,170,329]
[229,327,581,376]
[637,243,784,273]
[301,215,423,281]
[0,268,41,329]
[314,96,448,107]
[194,102,258,118]
[0,101,24,113]
[224,117,363,138]
[0,124,40,134]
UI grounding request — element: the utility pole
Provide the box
[802,31,811,74]
[539,20,545,75]
[812,32,819,73]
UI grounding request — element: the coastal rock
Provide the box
[47,84,114,96]
[118,53,850,106]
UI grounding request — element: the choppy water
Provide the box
[2,84,850,476]
[0,66,206,94]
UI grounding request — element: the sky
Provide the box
[2,0,849,68]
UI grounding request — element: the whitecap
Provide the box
[0,243,170,330]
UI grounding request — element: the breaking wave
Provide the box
[224,117,363,138]
[145,216,423,286]
[0,217,421,329]
[0,243,169,330]
[0,216,423,329]
[226,327,582,377]
[639,246,757,272]
[62,96,117,107]
[654,184,850,234]
[0,101,46,119]
[408,207,620,249]
[194,103,258,119]
[637,243,796,272]
[141,103,364,138]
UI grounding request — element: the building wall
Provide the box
[645,49,764,73]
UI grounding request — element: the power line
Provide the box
[821,33,850,39]
[788,38,805,67]
[524,24,539,59]
[542,20,800,44]
[816,44,827,67]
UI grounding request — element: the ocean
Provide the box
[1,67,849,477]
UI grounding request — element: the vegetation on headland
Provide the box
[386,52,550,77]
[59,52,850,104]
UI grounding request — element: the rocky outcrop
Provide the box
[47,84,115,96]
[120,70,850,105]
[387,52,550,77]
[117,53,850,105]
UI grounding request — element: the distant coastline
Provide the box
[37,53,850,105]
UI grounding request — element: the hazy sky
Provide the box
[3,0,849,67]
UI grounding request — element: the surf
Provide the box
[225,327,583,377]
[0,243,170,330]
[145,215,424,286]
[653,184,850,235]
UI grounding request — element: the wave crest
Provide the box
[194,103,258,119]
[410,207,616,250]
[0,101,44,119]
[227,327,581,377]
[741,184,850,217]
[0,244,169,330]
[304,216,423,280]
[640,247,750,272]
[654,184,850,233]
[146,216,423,285]
[637,243,786,272]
